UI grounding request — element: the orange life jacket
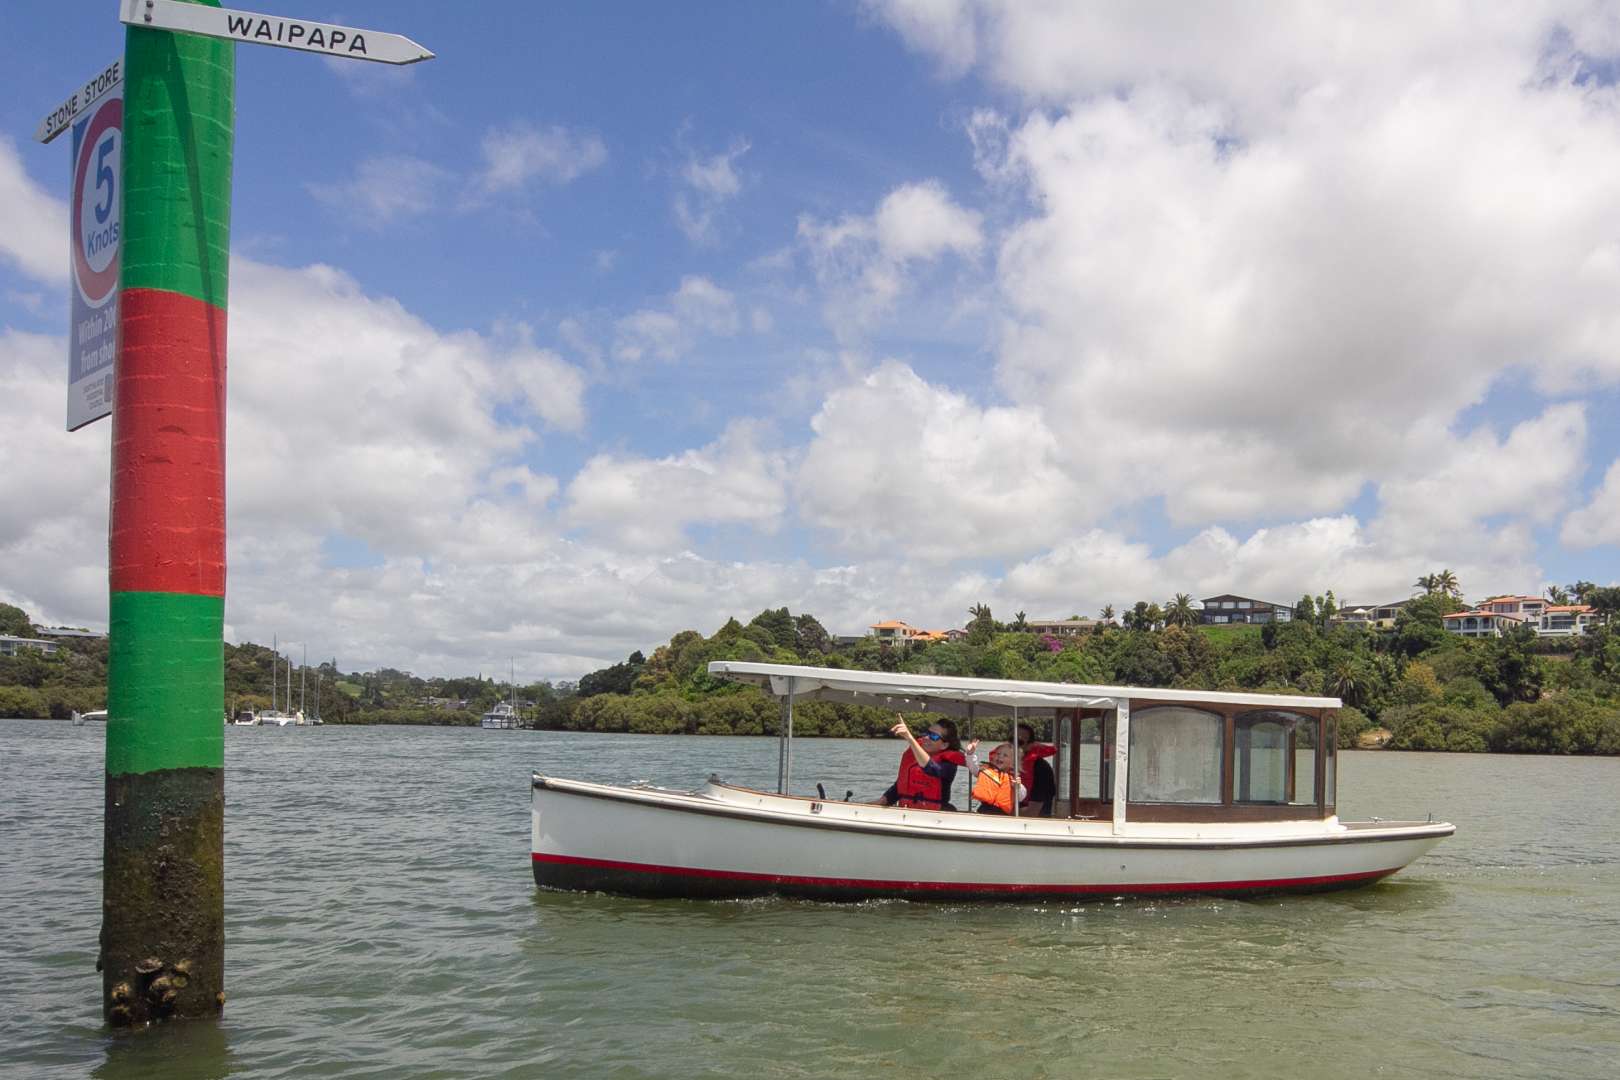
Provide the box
[895,752,945,809]
[971,765,1016,813]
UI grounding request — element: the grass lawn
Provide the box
[1195,623,1264,644]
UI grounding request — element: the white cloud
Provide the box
[1563,459,1620,549]
[1372,405,1587,549]
[674,136,750,245]
[1003,514,1542,620]
[565,422,789,550]
[613,275,740,362]
[799,180,983,339]
[479,123,607,192]
[854,4,1620,556]
[308,155,451,225]
[794,362,1080,560]
[0,136,67,283]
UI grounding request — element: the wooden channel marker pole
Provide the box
[80,0,432,1028]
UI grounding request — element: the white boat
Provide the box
[72,709,108,726]
[231,711,260,726]
[481,701,520,730]
[531,661,1454,902]
[256,710,303,727]
[483,659,523,729]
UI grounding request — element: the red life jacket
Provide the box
[1019,743,1058,793]
[894,749,962,809]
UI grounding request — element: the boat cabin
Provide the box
[707,661,1339,830]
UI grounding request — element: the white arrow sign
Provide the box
[119,0,434,65]
[35,59,122,144]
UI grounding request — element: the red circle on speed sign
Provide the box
[72,96,123,305]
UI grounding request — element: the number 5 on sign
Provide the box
[67,86,123,431]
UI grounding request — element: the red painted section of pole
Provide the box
[110,287,227,598]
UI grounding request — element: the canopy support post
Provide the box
[777,676,795,795]
[965,704,975,811]
[1011,707,1020,818]
[1112,698,1130,835]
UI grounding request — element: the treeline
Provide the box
[554,594,1620,754]
[7,593,1620,754]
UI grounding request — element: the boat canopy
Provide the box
[706,661,1340,716]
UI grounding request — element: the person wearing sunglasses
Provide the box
[875,713,964,811]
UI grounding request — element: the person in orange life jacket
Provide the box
[875,714,964,810]
[963,739,1026,815]
[1016,722,1058,817]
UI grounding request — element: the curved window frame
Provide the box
[1233,709,1318,807]
[1126,705,1225,805]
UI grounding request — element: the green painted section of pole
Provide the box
[121,4,235,306]
[102,0,234,1028]
[105,592,225,775]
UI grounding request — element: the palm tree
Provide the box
[1100,604,1115,625]
[1327,660,1364,707]
[1011,610,1029,631]
[1546,585,1570,605]
[1436,569,1461,599]
[1165,593,1197,628]
[1414,573,1438,595]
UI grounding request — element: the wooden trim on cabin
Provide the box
[1123,802,1330,823]
[1056,700,1342,824]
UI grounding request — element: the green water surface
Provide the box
[1,721,1615,1079]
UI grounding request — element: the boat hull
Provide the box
[531,776,1453,903]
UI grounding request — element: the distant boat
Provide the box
[232,711,260,726]
[481,702,519,730]
[72,709,108,726]
[483,658,523,729]
[257,710,303,727]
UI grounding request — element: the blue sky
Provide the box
[3,2,1619,679]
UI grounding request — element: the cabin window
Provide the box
[1128,707,1222,803]
[1234,710,1317,806]
[1061,712,1107,799]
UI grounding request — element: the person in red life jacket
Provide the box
[875,714,964,811]
[1016,721,1058,817]
[963,739,1026,815]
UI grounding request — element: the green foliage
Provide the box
[11,583,1614,752]
[0,602,34,637]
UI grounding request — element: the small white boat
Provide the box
[72,709,108,727]
[256,710,303,727]
[531,662,1454,902]
[481,702,520,730]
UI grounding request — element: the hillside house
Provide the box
[1198,595,1294,625]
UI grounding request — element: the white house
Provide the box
[1538,605,1598,637]
[0,636,61,657]
[1440,611,1527,638]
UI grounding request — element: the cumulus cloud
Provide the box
[858,2,1620,578]
[794,362,1080,560]
[1563,459,1620,549]
[799,180,983,339]
[478,122,607,192]
[613,275,741,362]
[0,136,67,283]
[565,421,789,550]
[674,136,750,245]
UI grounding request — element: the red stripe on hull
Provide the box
[111,288,227,597]
[533,852,1399,900]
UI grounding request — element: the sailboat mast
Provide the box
[300,643,307,714]
[271,633,277,712]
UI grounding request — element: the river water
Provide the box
[1,719,1616,1079]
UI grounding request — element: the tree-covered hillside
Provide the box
[4,588,1619,753]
